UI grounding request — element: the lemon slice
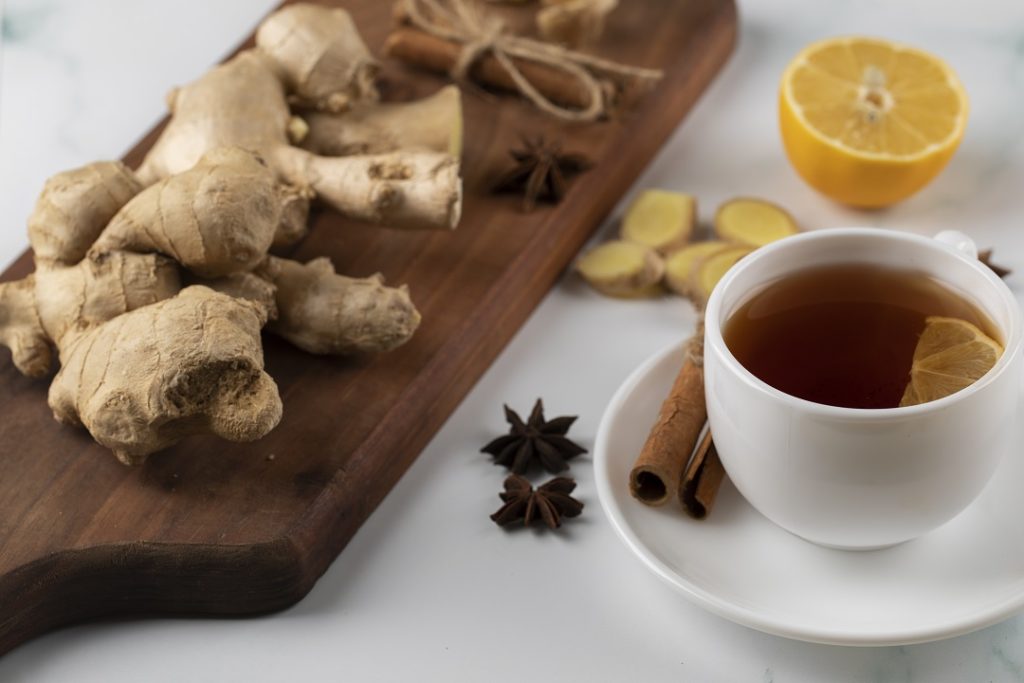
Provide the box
[780,36,968,208]
[900,316,1002,406]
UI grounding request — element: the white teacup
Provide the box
[704,228,1022,550]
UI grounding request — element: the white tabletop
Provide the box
[2,0,1024,680]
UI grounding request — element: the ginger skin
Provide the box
[93,147,281,278]
[187,271,279,322]
[136,51,289,185]
[28,161,143,266]
[258,257,421,355]
[136,7,462,231]
[300,85,463,157]
[271,147,462,231]
[255,3,379,113]
[0,276,52,378]
[273,183,315,250]
[1,143,427,463]
[1,4,445,464]
[48,287,282,465]
[35,252,181,357]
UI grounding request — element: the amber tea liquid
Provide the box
[723,263,998,409]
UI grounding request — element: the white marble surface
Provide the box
[2,0,1024,680]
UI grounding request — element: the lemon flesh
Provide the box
[780,36,968,208]
[900,316,1002,406]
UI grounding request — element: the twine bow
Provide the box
[397,0,663,122]
[685,317,705,368]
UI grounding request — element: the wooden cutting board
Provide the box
[0,0,736,654]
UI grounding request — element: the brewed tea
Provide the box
[723,263,999,409]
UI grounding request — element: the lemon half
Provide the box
[780,36,968,208]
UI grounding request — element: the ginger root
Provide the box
[136,7,462,232]
[188,271,279,322]
[48,287,282,465]
[136,50,289,185]
[576,240,665,298]
[2,4,448,465]
[714,197,799,246]
[272,147,462,231]
[255,3,379,113]
[0,276,51,378]
[94,147,280,278]
[272,183,315,250]
[620,190,695,254]
[300,85,463,158]
[258,257,421,355]
[28,161,143,266]
[35,252,181,355]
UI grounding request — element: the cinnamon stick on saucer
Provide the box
[629,334,707,506]
[680,430,726,519]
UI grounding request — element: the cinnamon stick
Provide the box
[628,347,707,506]
[382,27,603,111]
[680,430,725,519]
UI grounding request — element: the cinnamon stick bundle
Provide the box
[383,27,604,111]
[384,0,662,122]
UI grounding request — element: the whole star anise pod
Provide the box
[493,135,592,211]
[481,399,587,474]
[490,475,584,529]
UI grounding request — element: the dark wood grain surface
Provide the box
[0,0,736,654]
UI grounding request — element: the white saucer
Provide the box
[594,341,1024,646]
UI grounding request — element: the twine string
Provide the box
[398,0,663,122]
[685,317,705,368]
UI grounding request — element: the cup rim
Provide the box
[704,227,1023,421]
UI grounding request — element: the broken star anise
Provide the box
[979,248,1012,279]
[490,474,584,529]
[481,399,587,474]
[493,135,592,212]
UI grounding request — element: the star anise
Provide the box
[490,475,584,529]
[493,135,592,211]
[481,399,587,474]
[979,248,1012,278]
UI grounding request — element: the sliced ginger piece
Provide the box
[899,316,1003,406]
[663,241,731,296]
[537,0,618,49]
[689,245,753,305]
[576,240,665,298]
[620,190,696,254]
[715,198,799,247]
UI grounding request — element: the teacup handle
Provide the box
[934,230,979,260]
